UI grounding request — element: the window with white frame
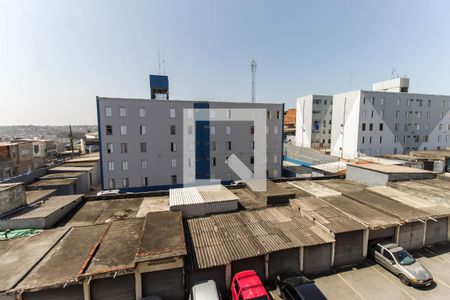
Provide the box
[141,160,148,170]
[122,178,129,188]
[106,143,114,154]
[210,125,216,135]
[122,160,128,170]
[226,126,231,135]
[142,177,148,186]
[119,107,127,117]
[139,108,146,118]
[120,143,127,153]
[171,142,177,152]
[274,125,279,134]
[120,125,127,135]
[108,178,115,189]
[140,125,146,135]
[171,159,177,168]
[170,108,176,118]
[105,106,112,117]
[274,155,278,163]
[107,161,114,171]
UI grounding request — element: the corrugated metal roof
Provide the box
[170,185,239,207]
[1,195,82,220]
[287,181,341,198]
[290,197,367,233]
[187,206,335,269]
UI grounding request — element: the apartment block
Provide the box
[331,78,450,159]
[97,97,283,190]
[296,95,333,149]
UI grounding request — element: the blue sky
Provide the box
[1,0,450,125]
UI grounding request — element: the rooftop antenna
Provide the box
[158,49,161,75]
[391,67,397,79]
[251,59,257,103]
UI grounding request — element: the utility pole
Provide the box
[251,59,257,103]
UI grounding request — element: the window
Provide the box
[379,123,383,131]
[428,99,431,107]
[251,126,254,134]
[438,135,441,142]
[106,143,114,154]
[250,156,254,164]
[212,157,216,166]
[120,125,127,135]
[396,111,400,118]
[122,160,128,170]
[105,106,112,117]
[380,98,385,105]
[274,126,279,134]
[171,159,176,168]
[226,126,231,135]
[394,136,398,143]
[362,123,366,131]
[106,125,113,135]
[141,160,148,170]
[120,143,128,153]
[119,107,126,117]
[379,136,383,143]
[426,111,430,119]
[171,175,177,184]
[380,111,384,118]
[276,111,280,119]
[210,126,216,135]
[371,110,374,118]
[273,169,279,177]
[442,100,445,107]
[397,98,401,106]
[211,141,216,151]
[226,109,231,119]
[170,108,176,118]
[274,155,278,163]
[362,110,367,118]
[369,136,372,144]
[416,111,422,119]
[108,178,115,189]
[171,142,177,152]
[252,141,255,149]
[369,123,373,131]
[267,110,271,119]
[140,142,147,153]
[226,141,232,150]
[142,177,148,186]
[425,123,429,130]
[139,108,146,118]
[122,178,129,188]
[362,136,365,144]
[107,161,114,171]
[371,97,375,104]
[440,112,444,119]
[140,125,146,135]
[416,123,420,130]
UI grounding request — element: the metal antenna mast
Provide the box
[251,59,257,103]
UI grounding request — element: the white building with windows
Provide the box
[331,78,450,159]
[296,95,333,149]
[97,97,283,191]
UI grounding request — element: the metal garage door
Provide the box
[334,231,364,267]
[188,266,226,295]
[426,218,449,245]
[398,222,425,250]
[142,268,184,300]
[303,244,332,275]
[90,274,135,300]
[232,256,265,282]
[369,227,395,241]
[22,285,83,300]
[268,249,299,284]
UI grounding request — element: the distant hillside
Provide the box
[0,125,97,140]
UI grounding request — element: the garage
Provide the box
[232,255,265,282]
[268,248,300,283]
[22,285,83,300]
[334,231,364,267]
[425,217,449,245]
[303,243,332,275]
[90,274,135,300]
[142,268,184,300]
[188,266,226,295]
[368,227,396,242]
[398,222,425,250]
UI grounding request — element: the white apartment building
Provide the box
[97,97,283,191]
[331,78,450,159]
[295,95,333,149]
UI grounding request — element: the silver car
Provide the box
[189,280,221,300]
[371,241,433,287]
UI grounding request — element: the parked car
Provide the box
[189,280,221,300]
[370,241,433,287]
[231,270,269,300]
[231,180,245,186]
[96,189,126,196]
[275,272,327,300]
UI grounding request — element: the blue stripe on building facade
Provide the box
[96,97,105,190]
[194,102,210,180]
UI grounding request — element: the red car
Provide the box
[231,270,269,300]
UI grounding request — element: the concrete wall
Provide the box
[303,243,332,275]
[334,231,364,267]
[0,183,26,215]
[141,268,184,300]
[346,165,389,186]
[398,222,425,250]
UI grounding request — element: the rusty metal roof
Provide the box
[187,206,335,269]
[290,197,367,233]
